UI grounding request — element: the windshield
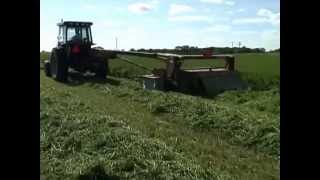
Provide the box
[66,26,92,43]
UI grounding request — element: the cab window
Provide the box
[67,27,76,41]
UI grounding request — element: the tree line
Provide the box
[128,45,279,54]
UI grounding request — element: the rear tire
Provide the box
[50,48,68,82]
[44,60,51,77]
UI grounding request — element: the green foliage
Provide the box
[40,51,50,62]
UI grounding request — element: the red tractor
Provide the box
[44,21,113,81]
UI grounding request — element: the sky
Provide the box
[40,0,280,51]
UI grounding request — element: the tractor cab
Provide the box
[57,21,93,46]
[44,20,108,82]
[56,21,94,58]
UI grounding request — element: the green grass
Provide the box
[40,52,279,179]
[234,53,279,90]
[235,53,279,77]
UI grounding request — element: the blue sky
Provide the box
[40,0,280,51]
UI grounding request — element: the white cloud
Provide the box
[257,8,280,26]
[204,25,231,32]
[232,30,260,35]
[226,10,233,14]
[128,2,156,14]
[237,8,246,12]
[200,0,235,6]
[232,8,280,26]
[225,1,236,6]
[168,15,212,22]
[227,8,245,15]
[257,9,273,17]
[169,4,194,16]
[233,17,269,24]
[200,0,224,4]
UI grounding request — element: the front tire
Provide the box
[50,48,68,82]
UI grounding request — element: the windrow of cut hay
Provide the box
[40,89,233,180]
[103,79,279,157]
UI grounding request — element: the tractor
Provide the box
[44,21,111,81]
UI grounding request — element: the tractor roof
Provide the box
[57,21,93,27]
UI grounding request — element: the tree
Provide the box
[260,48,266,53]
[137,48,146,52]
